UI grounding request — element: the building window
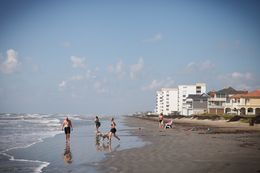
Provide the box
[248,108,253,113]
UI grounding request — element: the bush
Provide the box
[253,115,260,124]
[221,114,235,120]
[192,114,221,120]
[228,115,242,122]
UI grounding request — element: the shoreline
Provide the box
[98,116,260,173]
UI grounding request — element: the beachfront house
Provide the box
[183,93,209,116]
[224,90,260,116]
[155,83,206,116]
[208,87,247,115]
[178,83,206,115]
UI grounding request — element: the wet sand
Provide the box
[3,118,144,173]
[98,116,260,173]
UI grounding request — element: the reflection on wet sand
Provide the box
[63,141,72,164]
[95,135,120,152]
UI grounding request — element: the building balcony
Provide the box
[208,105,224,109]
[208,97,226,102]
[224,103,240,107]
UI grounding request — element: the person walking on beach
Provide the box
[94,116,101,132]
[109,117,120,142]
[159,113,164,128]
[62,117,73,142]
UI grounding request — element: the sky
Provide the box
[0,0,260,115]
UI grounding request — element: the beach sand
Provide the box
[98,116,260,173]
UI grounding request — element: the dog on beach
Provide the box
[96,131,109,140]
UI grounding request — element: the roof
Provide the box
[231,90,260,99]
[207,91,216,97]
[216,87,248,95]
[242,90,260,98]
[231,94,245,99]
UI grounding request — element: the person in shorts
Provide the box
[95,116,101,132]
[62,117,73,142]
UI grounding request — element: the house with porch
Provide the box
[224,90,260,116]
[208,87,248,115]
[183,93,209,116]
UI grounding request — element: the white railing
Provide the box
[208,97,226,102]
[208,105,224,109]
[224,103,239,107]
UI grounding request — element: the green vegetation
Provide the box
[240,118,250,123]
[221,114,235,120]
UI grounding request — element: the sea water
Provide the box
[0,113,145,173]
[0,113,64,172]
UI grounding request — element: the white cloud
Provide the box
[218,72,256,90]
[86,69,97,79]
[0,49,20,74]
[219,72,254,81]
[59,80,67,89]
[59,74,85,90]
[230,72,253,80]
[142,77,175,91]
[70,56,86,68]
[108,60,126,78]
[108,58,145,79]
[143,33,162,43]
[201,60,215,70]
[142,80,163,91]
[94,80,108,94]
[130,57,144,79]
[185,60,215,73]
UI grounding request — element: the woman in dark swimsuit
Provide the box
[109,118,120,142]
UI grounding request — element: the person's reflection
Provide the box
[95,135,103,151]
[63,141,72,164]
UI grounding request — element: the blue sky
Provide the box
[0,0,259,115]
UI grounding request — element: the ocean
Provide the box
[0,113,145,173]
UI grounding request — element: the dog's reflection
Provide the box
[63,141,72,164]
[95,134,120,152]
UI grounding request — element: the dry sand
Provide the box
[98,116,260,173]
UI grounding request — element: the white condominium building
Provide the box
[155,83,206,116]
[156,88,178,115]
